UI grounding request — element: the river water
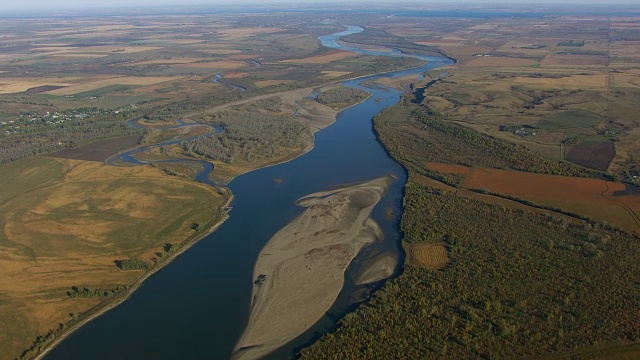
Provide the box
[45,25,452,360]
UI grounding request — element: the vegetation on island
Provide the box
[315,87,370,110]
[180,100,313,166]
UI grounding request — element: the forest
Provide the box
[301,101,640,358]
[316,87,370,110]
[180,100,312,166]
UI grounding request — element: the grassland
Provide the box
[0,156,226,360]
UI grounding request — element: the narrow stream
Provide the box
[44,25,452,360]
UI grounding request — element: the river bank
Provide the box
[42,25,452,360]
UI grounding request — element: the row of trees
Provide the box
[67,286,127,298]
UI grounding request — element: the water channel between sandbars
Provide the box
[43,25,452,360]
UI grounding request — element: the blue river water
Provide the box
[44,25,452,360]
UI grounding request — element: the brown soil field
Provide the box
[224,72,248,79]
[466,56,539,67]
[404,242,449,269]
[565,142,616,171]
[459,167,639,232]
[45,76,180,95]
[542,53,609,66]
[426,162,473,175]
[511,74,607,89]
[280,50,356,64]
[49,135,141,162]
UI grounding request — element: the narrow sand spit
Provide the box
[233,176,391,360]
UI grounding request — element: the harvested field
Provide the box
[538,110,602,131]
[459,167,639,232]
[25,85,66,94]
[535,132,565,145]
[44,76,180,95]
[0,78,77,94]
[322,71,352,77]
[214,27,285,40]
[224,72,248,79]
[542,53,609,66]
[179,60,247,69]
[565,142,616,171]
[280,50,356,64]
[512,74,607,89]
[404,242,449,269]
[49,135,141,162]
[466,56,538,67]
[426,162,473,175]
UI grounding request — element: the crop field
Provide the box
[351,14,640,180]
[44,76,180,96]
[280,50,357,64]
[426,163,640,233]
[537,109,603,131]
[49,135,141,162]
[0,156,223,359]
[565,142,616,171]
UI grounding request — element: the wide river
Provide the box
[45,25,452,359]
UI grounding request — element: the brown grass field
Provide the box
[404,242,449,269]
[280,50,356,64]
[44,76,180,95]
[0,156,223,360]
[466,56,539,67]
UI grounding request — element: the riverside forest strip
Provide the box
[301,101,640,359]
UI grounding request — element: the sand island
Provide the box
[233,176,391,360]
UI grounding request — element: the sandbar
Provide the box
[233,176,391,360]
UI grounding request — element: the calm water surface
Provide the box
[45,25,452,360]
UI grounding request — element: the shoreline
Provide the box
[33,193,234,360]
[29,46,450,360]
[233,177,391,360]
[28,76,375,360]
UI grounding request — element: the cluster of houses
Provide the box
[1,108,116,135]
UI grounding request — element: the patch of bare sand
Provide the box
[233,177,391,360]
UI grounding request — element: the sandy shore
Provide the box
[233,176,391,360]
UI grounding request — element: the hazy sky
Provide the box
[5,0,640,11]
